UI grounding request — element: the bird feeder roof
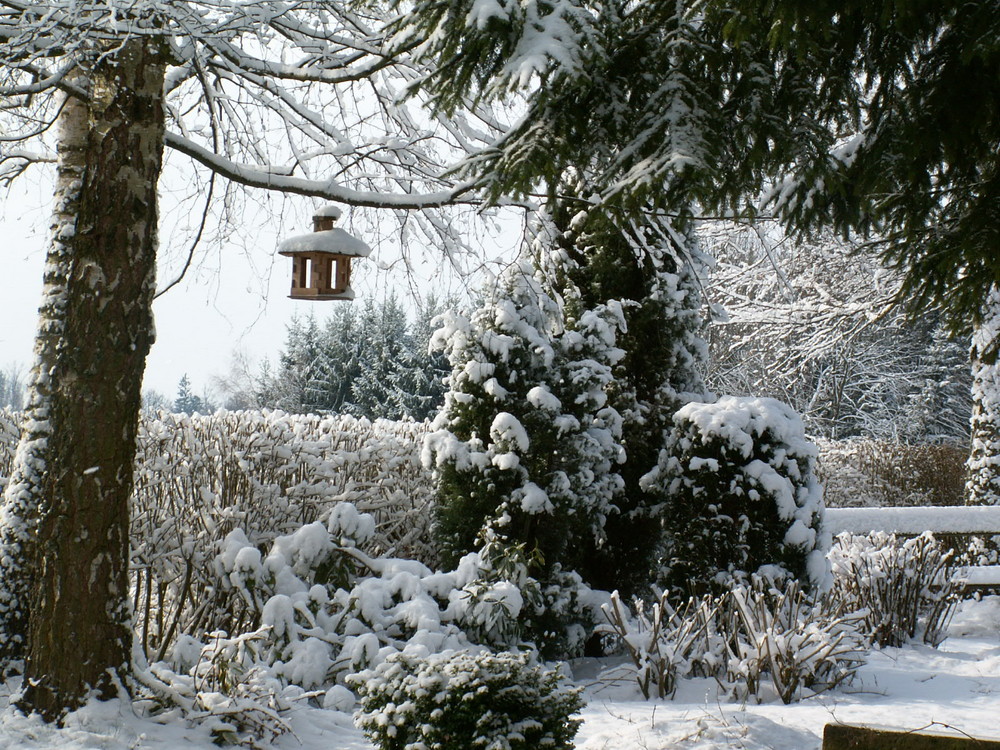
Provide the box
[313,205,343,220]
[277,227,372,258]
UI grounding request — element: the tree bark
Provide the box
[4,39,166,720]
[968,286,1000,507]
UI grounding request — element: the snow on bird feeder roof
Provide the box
[278,205,370,301]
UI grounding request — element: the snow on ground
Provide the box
[1,597,999,750]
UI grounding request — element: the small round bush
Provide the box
[351,649,583,750]
[648,396,830,598]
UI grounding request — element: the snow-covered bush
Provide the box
[128,410,434,661]
[136,628,297,748]
[170,502,608,698]
[725,579,864,704]
[425,261,624,652]
[830,532,961,647]
[645,396,830,598]
[601,579,865,704]
[602,591,723,699]
[351,648,583,750]
[816,438,967,508]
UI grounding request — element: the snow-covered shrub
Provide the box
[600,579,864,704]
[830,531,961,647]
[181,502,609,696]
[351,648,583,750]
[135,629,297,748]
[602,591,723,699]
[645,396,830,598]
[425,261,624,653]
[725,579,865,704]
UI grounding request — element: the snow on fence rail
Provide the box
[825,505,1000,535]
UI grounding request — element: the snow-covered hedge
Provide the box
[644,396,830,597]
[815,438,967,508]
[352,649,583,750]
[126,410,433,661]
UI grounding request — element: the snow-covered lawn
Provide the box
[1,597,998,750]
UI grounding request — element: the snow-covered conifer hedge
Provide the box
[126,410,433,659]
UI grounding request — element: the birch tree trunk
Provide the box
[0,39,165,719]
[968,287,1000,507]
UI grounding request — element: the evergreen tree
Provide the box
[398,0,1000,337]
[393,294,450,421]
[173,374,204,415]
[349,296,413,419]
[274,314,333,413]
[425,259,625,583]
[542,204,710,595]
[265,297,448,421]
[319,304,363,413]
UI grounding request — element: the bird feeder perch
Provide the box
[277,205,371,301]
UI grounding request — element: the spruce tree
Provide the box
[349,296,413,419]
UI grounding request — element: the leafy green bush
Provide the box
[351,649,583,750]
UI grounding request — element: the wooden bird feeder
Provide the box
[278,205,371,301]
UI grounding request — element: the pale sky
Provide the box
[2,175,301,399]
[1,165,520,404]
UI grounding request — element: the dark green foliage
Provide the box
[427,262,623,583]
[173,374,211,415]
[650,396,827,600]
[546,205,709,597]
[352,649,584,750]
[400,0,1000,340]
